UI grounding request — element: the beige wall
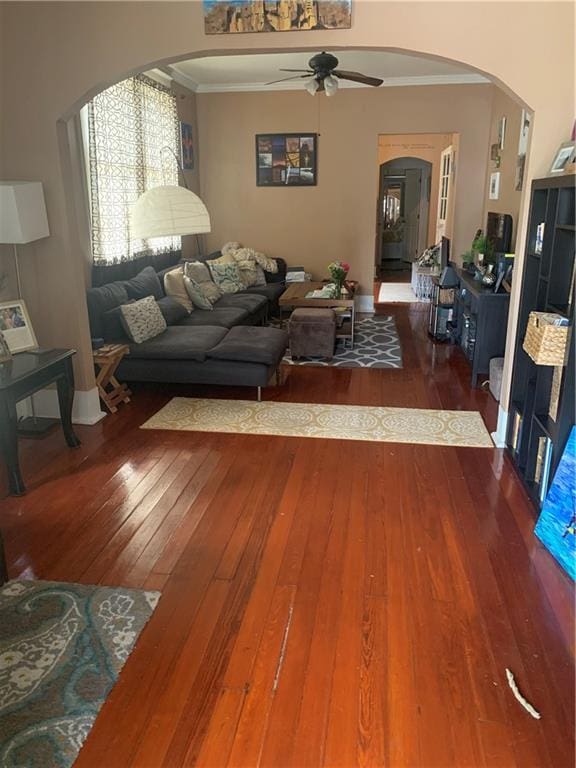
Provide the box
[482,88,523,248]
[377,132,455,245]
[197,86,492,290]
[0,1,574,419]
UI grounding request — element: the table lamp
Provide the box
[0,181,50,298]
[0,181,59,435]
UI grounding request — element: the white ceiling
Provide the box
[161,50,488,93]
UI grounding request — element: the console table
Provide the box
[0,349,81,496]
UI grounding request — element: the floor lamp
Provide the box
[0,181,59,435]
[130,183,211,252]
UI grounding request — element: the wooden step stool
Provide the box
[93,344,132,413]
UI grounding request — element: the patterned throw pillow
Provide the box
[184,261,212,284]
[184,276,214,310]
[164,268,193,312]
[209,262,245,294]
[120,296,167,344]
[237,262,267,288]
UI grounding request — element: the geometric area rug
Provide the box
[283,315,403,368]
[0,580,159,768]
[141,398,494,449]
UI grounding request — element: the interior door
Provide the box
[376,175,405,268]
[403,168,424,262]
[436,145,453,241]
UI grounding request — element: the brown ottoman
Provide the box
[289,308,336,360]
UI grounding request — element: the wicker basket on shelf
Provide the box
[523,311,570,366]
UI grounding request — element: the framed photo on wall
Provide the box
[0,300,38,353]
[180,122,194,170]
[489,171,501,200]
[256,133,318,187]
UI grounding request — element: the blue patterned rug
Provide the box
[0,580,159,768]
[283,315,403,368]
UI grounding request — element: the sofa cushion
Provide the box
[215,293,268,313]
[86,281,129,338]
[127,325,228,361]
[102,301,133,341]
[157,296,190,325]
[164,268,193,312]
[244,283,286,303]
[124,266,163,301]
[176,305,250,328]
[207,326,288,366]
[120,296,167,344]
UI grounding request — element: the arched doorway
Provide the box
[376,157,432,275]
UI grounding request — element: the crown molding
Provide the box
[165,65,200,93]
[191,73,488,94]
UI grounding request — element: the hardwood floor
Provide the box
[1,304,574,767]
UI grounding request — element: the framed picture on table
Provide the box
[0,300,38,353]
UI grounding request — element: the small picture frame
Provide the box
[0,300,38,353]
[489,171,501,200]
[498,116,507,150]
[549,141,576,174]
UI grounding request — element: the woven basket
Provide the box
[523,312,570,366]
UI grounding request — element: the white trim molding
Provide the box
[491,404,509,448]
[32,387,106,426]
[167,69,487,95]
[355,294,375,314]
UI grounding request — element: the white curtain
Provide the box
[88,74,181,265]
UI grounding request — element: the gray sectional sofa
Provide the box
[86,253,289,396]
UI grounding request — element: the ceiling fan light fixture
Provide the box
[305,77,320,95]
[324,74,338,97]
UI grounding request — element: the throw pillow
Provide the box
[237,262,267,288]
[120,296,167,344]
[125,266,164,300]
[164,268,193,312]
[209,262,245,294]
[184,276,213,310]
[184,261,212,284]
[156,296,190,325]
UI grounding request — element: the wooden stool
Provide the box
[93,344,132,413]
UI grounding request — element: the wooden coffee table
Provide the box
[279,281,357,348]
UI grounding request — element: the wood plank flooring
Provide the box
[1,304,574,767]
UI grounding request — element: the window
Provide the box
[87,74,181,265]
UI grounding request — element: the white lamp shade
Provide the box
[130,185,211,240]
[0,181,50,244]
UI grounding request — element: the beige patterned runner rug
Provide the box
[141,398,494,448]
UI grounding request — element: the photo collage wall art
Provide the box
[256,133,317,186]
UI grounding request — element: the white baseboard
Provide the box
[32,387,106,426]
[491,405,509,448]
[355,294,375,313]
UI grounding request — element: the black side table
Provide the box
[0,349,81,496]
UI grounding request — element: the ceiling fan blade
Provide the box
[333,70,384,87]
[266,74,311,85]
[279,68,313,73]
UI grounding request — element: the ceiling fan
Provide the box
[266,52,383,96]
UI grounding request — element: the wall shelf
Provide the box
[506,175,575,512]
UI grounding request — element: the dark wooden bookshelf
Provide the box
[506,174,575,511]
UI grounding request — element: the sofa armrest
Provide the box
[266,257,287,284]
